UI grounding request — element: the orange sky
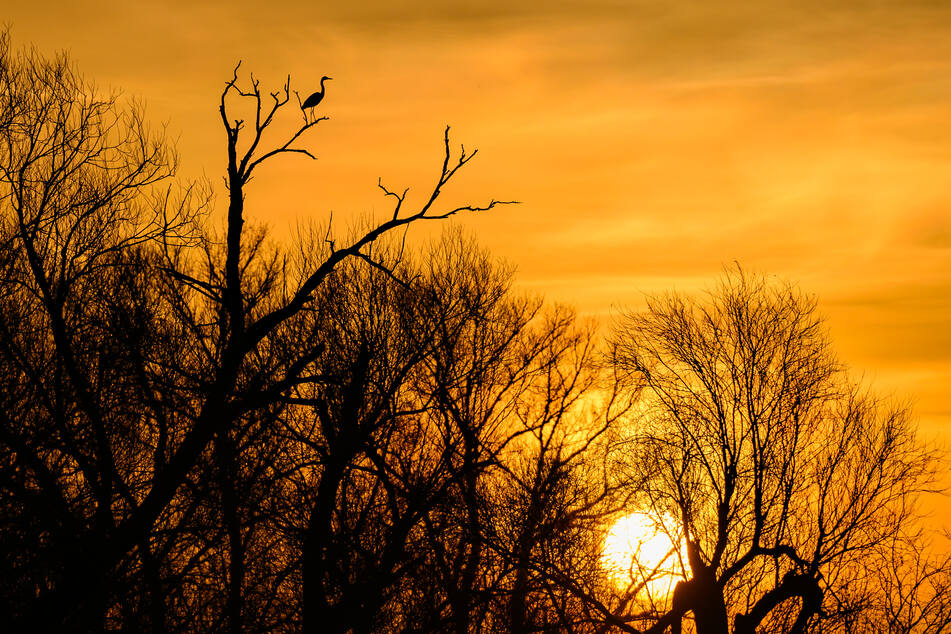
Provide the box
[11,0,951,511]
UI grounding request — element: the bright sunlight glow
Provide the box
[602,512,687,598]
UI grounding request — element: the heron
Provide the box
[301,76,332,121]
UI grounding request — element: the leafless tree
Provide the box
[0,29,512,630]
[608,269,943,634]
[0,29,200,630]
[817,530,951,634]
[400,234,636,633]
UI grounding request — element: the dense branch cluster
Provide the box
[0,34,947,634]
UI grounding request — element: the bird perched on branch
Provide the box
[300,76,332,122]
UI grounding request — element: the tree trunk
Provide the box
[216,429,244,634]
[302,460,346,634]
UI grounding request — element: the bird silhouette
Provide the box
[301,76,332,121]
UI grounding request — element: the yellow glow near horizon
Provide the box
[602,512,687,597]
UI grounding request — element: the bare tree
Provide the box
[823,530,951,634]
[607,269,942,634]
[403,235,635,633]
[0,29,512,630]
[0,29,200,630]
[489,313,631,634]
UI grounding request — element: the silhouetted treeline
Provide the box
[0,33,948,634]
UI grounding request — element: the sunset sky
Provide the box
[11,1,951,491]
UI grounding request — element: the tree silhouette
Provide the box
[0,31,512,630]
[0,30,200,629]
[608,269,943,634]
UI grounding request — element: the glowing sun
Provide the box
[602,512,686,596]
